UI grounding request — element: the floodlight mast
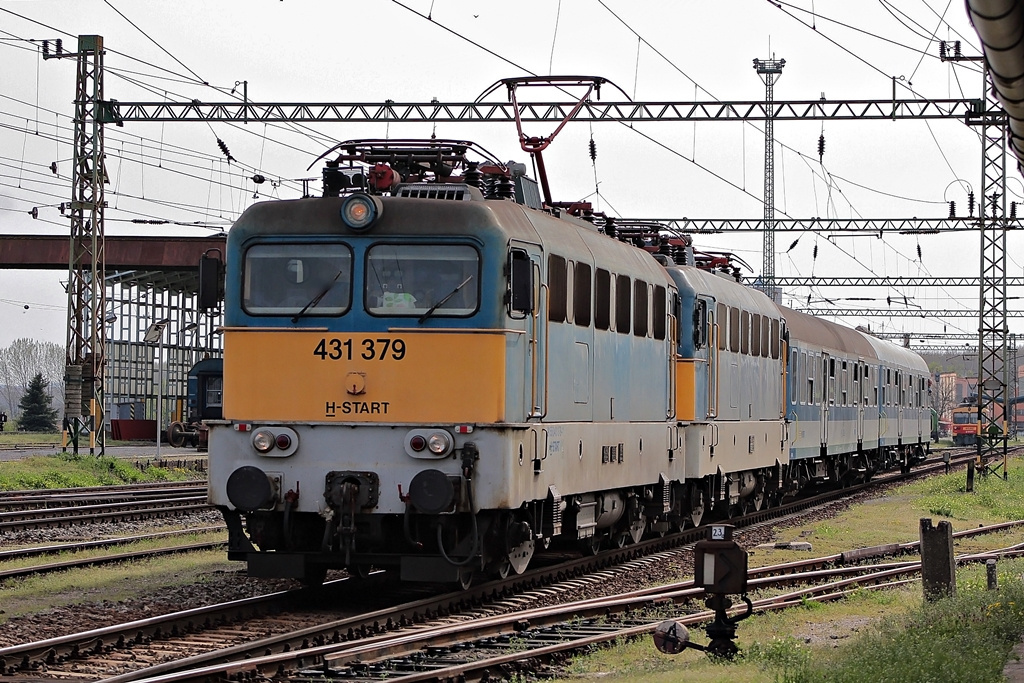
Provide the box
[754,57,785,304]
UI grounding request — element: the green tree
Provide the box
[17,372,59,432]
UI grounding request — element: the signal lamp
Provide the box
[410,435,427,452]
[340,193,383,231]
[275,433,292,450]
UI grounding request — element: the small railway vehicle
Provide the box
[951,400,980,446]
[206,139,931,586]
[167,357,223,450]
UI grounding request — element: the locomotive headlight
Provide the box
[252,429,275,453]
[404,429,453,458]
[427,432,451,455]
[339,193,383,231]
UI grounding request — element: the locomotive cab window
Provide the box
[243,243,352,316]
[205,375,223,408]
[366,244,479,317]
[692,299,708,349]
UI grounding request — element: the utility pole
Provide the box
[754,56,785,304]
[47,35,107,455]
[944,41,1010,480]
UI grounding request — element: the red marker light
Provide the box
[276,433,292,450]
[410,435,427,451]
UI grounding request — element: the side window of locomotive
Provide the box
[717,303,727,351]
[729,307,740,352]
[366,244,479,317]
[243,243,352,316]
[653,286,667,340]
[771,318,780,359]
[574,262,592,327]
[615,274,631,334]
[547,255,567,323]
[751,314,761,357]
[595,268,611,330]
[633,280,649,337]
[740,311,750,354]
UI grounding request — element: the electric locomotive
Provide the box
[207,140,682,586]
[206,138,931,587]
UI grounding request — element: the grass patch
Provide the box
[555,460,1024,682]
[0,548,238,624]
[782,560,1024,683]
[0,453,203,490]
[0,431,61,445]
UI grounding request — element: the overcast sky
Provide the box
[0,0,1008,347]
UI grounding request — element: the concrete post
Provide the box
[987,559,998,590]
[920,518,956,600]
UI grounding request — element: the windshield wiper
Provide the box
[418,275,473,324]
[291,269,346,323]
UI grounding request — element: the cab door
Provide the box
[508,241,545,421]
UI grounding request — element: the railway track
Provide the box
[0,450,1008,681]
[0,482,212,533]
[0,527,226,581]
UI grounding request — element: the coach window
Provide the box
[826,358,835,405]
[574,262,592,327]
[243,242,353,316]
[595,268,611,330]
[548,255,567,323]
[366,244,479,317]
[799,352,807,403]
[615,274,631,334]
[761,316,770,357]
[853,363,860,405]
[841,361,849,406]
[634,280,649,337]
